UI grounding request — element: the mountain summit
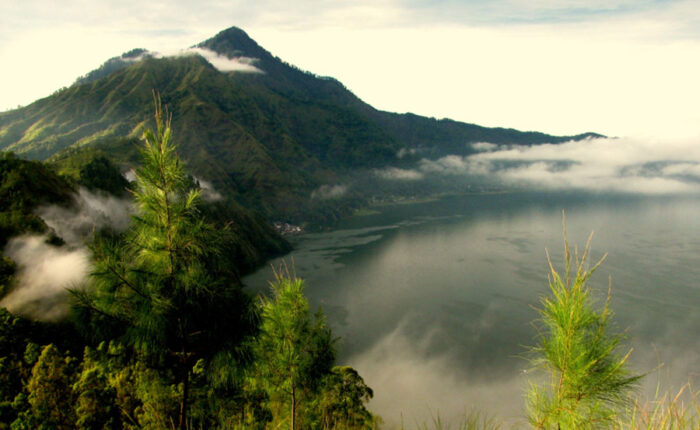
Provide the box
[0,26,601,222]
[197,26,272,60]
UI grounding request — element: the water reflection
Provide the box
[244,192,700,425]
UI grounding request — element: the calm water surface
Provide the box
[244,192,700,425]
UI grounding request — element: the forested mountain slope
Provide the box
[0,26,600,221]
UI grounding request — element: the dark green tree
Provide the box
[73,95,255,429]
[316,366,375,430]
[73,348,122,430]
[79,155,130,196]
[253,273,336,430]
[0,309,33,429]
[26,344,76,429]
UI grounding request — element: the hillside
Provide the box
[0,26,601,223]
[0,152,289,285]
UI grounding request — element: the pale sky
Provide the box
[2,0,700,139]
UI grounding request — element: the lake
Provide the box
[243,192,700,426]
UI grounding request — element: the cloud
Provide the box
[141,47,264,73]
[419,155,471,175]
[37,187,133,245]
[396,147,418,158]
[470,142,500,152]
[184,47,264,73]
[123,168,136,183]
[195,177,223,202]
[350,316,527,427]
[414,137,700,194]
[0,187,133,320]
[0,235,89,320]
[311,184,348,200]
[374,166,424,180]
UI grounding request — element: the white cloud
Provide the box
[351,316,527,427]
[311,184,348,199]
[396,147,417,158]
[37,187,133,245]
[1,235,89,320]
[471,142,500,152]
[419,155,471,175]
[0,187,134,320]
[183,47,264,73]
[420,137,700,194]
[195,177,223,202]
[123,168,137,182]
[374,166,424,180]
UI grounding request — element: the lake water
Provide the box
[243,192,700,426]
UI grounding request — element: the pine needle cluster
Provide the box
[527,214,642,429]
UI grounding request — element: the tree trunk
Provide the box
[290,380,296,430]
[179,367,189,430]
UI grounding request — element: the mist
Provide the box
[194,177,223,202]
[416,137,700,194]
[351,317,528,427]
[1,188,133,320]
[185,47,264,73]
[0,236,89,320]
[38,188,132,245]
[311,184,348,199]
[374,167,424,181]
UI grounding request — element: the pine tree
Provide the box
[253,272,335,430]
[527,215,641,429]
[73,94,255,429]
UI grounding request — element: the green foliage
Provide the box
[316,366,375,430]
[78,155,130,196]
[0,310,34,429]
[253,273,334,429]
[73,96,256,429]
[0,257,16,300]
[527,218,641,429]
[73,348,122,430]
[27,344,77,429]
[0,94,378,428]
[0,152,74,248]
[251,271,376,429]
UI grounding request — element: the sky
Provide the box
[2,0,700,138]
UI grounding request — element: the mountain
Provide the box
[0,26,602,223]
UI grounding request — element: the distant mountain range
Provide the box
[0,26,602,223]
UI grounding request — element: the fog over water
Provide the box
[244,192,700,426]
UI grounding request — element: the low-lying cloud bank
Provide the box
[1,188,133,320]
[467,137,700,193]
[379,137,700,194]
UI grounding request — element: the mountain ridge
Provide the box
[0,26,603,223]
